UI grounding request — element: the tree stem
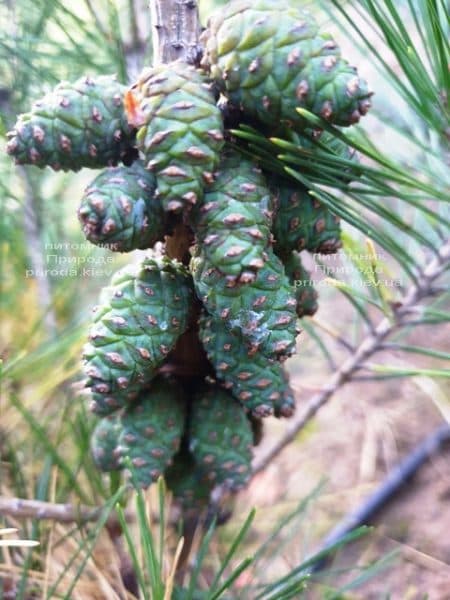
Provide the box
[149,0,201,265]
[149,0,207,576]
[150,0,205,372]
[149,0,202,66]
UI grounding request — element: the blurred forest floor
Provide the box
[230,291,450,599]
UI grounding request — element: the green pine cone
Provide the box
[192,248,298,360]
[199,313,296,418]
[118,378,186,488]
[283,252,318,318]
[201,0,371,130]
[271,179,341,256]
[90,414,123,472]
[78,161,166,252]
[190,150,274,284]
[129,62,224,213]
[83,257,193,415]
[189,383,253,490]
[165,449,213,511]
[6,75,136,171]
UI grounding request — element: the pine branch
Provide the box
[308,424,450,573]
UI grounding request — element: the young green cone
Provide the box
[6,75,135,171]
[78,161,166,252]
[90,414,123,472]
[202,0,371,130]
[165,449,214,512]
[283,252,319,318]
[192,249,299,360]
[190,150,273,284]
[83,257,193,415]
[189,383,253,490]
[118,378,186,489]
[271,179,342,256]
[198,313,296,418]
[127,62,224,213]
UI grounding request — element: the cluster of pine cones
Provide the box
[7,0,371,508]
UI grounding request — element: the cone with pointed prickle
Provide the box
[118,377,186,488]
[126,62,224,214]
[192,248,298,360]
[78,161,166,252]
[199,314,296,418]
[6,76,136,171]
[190,150,273,284]
[189,383,253,490]
[271,179,341,256]
[83,257,193,416]
[283,252,318,317]
[165,449,213,512]
[91,414,123,472]
[201,0,372,130]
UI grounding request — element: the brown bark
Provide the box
[149,0,202,66]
